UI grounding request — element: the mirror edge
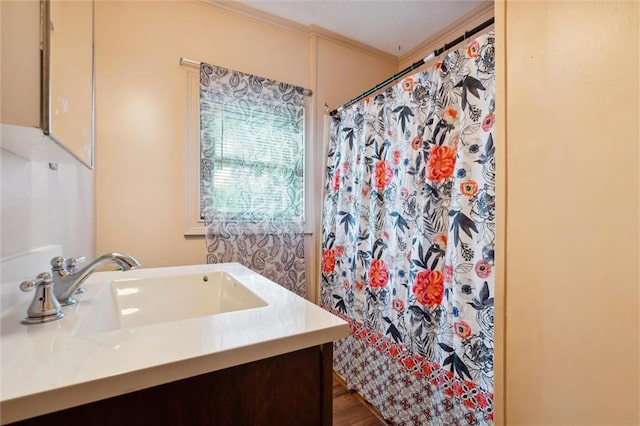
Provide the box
[39,0,95,170]
[40,0,50,135]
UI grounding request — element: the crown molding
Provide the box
[308,24,397,65]
[399,1,495,67]
[202,0,492,70]
[202,0,397,64]
[202,0,309,34]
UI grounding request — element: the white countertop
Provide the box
[0,263,348,423]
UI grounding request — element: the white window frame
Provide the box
[184,69,314,235]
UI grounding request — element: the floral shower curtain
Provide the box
[321,32,495,424]
[201,63,307,297]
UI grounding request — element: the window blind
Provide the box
[199,64,306,222]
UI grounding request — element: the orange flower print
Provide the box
[392,298,405,313]
[482,113,495,132]
[332,168,341,192]
[413,270,444,307]
[460,180,479,196]
[322,249,336,274]
[343,280,350,290]
[434,233,447,249]
[475,260,492,278]
[374,161,393,190]
[444,106,458,124]
[355,280,365,291]
[335,246,344,256]
[454,321,472,339]
[411,136,423,150]
[466,40,480,58]
[401,77,414,92]
[362,186,370,197]
[427,145,456,182]
[369,259,389,289]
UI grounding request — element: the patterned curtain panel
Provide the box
[201,63,307,298]
[205,213,306,297]
[321,33,495,424]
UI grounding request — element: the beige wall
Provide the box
[504,1,639,424]
[94,0,396,301]
[95,0,308,269]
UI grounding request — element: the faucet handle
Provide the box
[65,256,87,271]
[20,272,52,292]
[19,272,64,324]
[50,256,66,271]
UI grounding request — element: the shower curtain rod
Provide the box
[329,16,495,116]
[179,57,313,96]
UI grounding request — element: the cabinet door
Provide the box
[0,1,40,128]
[10,344,333,426]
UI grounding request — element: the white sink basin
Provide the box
[76,270,267,334]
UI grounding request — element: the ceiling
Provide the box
[235,1,487,56]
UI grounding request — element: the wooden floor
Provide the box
[332,374,386,426]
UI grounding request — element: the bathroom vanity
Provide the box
[9,345,334,425]
[0,263,348,425]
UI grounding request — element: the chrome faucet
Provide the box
[52,252,141,305]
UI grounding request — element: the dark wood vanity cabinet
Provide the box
[11,344,333,426]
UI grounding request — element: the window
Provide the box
[201,100,304,222]
[184,64,311,234]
